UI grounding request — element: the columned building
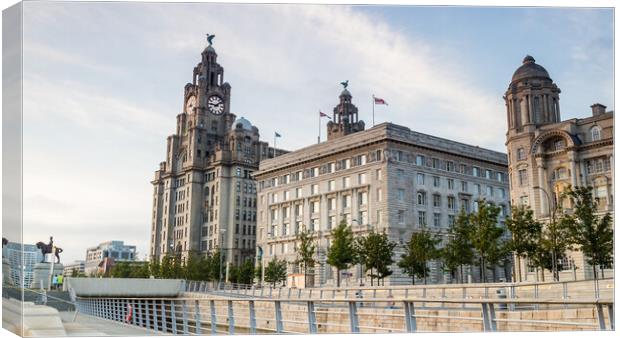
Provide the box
[255,87,510,286]
[150,41,284,268]
[505,55,614,281]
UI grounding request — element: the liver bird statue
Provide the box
[206,34,215,46]
[340,80,349,89]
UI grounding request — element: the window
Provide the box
[377,188,383,202]
[397,169,405,177]
[343,159,351,169]
[448,215,455,226]
[311,184,319,195]
[283,174,290,184]
[460,199,470,212]
[433,213,441,227]
[460,164,467,174]
[359,192,368,205]
[398,189,405,201]
[518,169,528,186]
[447,196,456,210]
[376,169,382,180]
[283,190,290,201]
[328,216,336,229]
[328,162,336,173]
[343,177,350,188]
[328,198,336,210]
[447,179,454,190]
[342,195,351,208]
[358,173,367,184]
[396,151,404,161]
[328,180,335,191]
[294,204,303,217]
[496,172,504,182]
[416,155,425,166]
[520,196,529,206]
[310,167,319,177]
[552,167,568,180]
[432,158,440,169]
[398,210,405,224]
[446,161,455,172]
[273,193,279,203]
[433,194,441,207]
[591,126,601,141]
[283,223,289,236]
[360,211,368,224]
[296,171,303,181]
[461,181,468,192]
[486,186,493,196]
[270,209,278,222]
[499,204,507,216]
[472,167,480,177]
[418,211,427,227]
[475,184,481,195]
[499,188,506,199]
[283,206,290,219]
[416,173,425,185]
[296,187,303,198]
[433,176,441,187]
[485,170,492,179]
[517,148,526,160]
[310,201,320,214]
[309,218,318,232]
[417,191,427,205]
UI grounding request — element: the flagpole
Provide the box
[274,133,276,156]
[372,94,375,127]
[318,111,321,144]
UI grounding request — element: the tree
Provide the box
[236,260,255,285]
[468,200,506,282]
[505,205,542,282]
[355,231,396,286]
[149,256,162,278]
[264,257,287,287]
[326,220,355,287]
[294,230,316,287]
[440,210,475,283]
[564,186,614,280]
[71,268,79,278]
[398,230,440,285]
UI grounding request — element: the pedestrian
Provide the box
[52,275,58,290]
[57,274,64,290]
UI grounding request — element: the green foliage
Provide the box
[398,230,440,285]
[564,186,614,279]
[506,205,543,281]
[467,200,506,282]
[264,257,287,287]
[109,261,151,278]
[294,230,316,287]
[440,209,475,283]
[326,220,356,287]
[228,260,255,285]
[354,230,396,286]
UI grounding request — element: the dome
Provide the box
[203,45,216,54]
[511,55,550,82]
[340,88,351,97]
[233,117,253,131]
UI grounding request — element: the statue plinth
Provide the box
[30,256,64,289]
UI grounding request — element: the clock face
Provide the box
[207,96,224,115]
[186,96,196,113]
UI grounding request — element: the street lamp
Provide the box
[260,231,272,287]
[218,229,227,289]
[533,186,560,282]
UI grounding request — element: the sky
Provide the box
[10,2,613,263]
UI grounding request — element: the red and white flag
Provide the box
[374,97,388,105]
[319,111,332,120]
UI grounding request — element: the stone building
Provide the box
[505,55,614,281]
[254,87,511,286]
[149,41,284,270]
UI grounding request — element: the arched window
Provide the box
[591,126,601,141]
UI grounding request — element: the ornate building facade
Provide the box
[150,41,284,269]
[505,55,614,281]
[255,87,511,286]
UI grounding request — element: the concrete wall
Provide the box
[65,278,183,297]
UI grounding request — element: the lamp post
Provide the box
[533,186,559,282]
[261,231,272,287]
[218,229,227,289]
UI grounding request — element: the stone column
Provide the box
[568,151,578,187]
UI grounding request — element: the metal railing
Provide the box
[183,278,614,304]
[75,295,614,334]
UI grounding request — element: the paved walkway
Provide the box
[59,312,161,336]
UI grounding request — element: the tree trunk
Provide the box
[412,275,415,285]
[460,265,464,284]
[517,256,522,282]
[600,265,605,279]
[337,268,341,287]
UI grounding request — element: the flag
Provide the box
[374,97,388,105]
[319,111,332,120]
[275,132,281,138]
